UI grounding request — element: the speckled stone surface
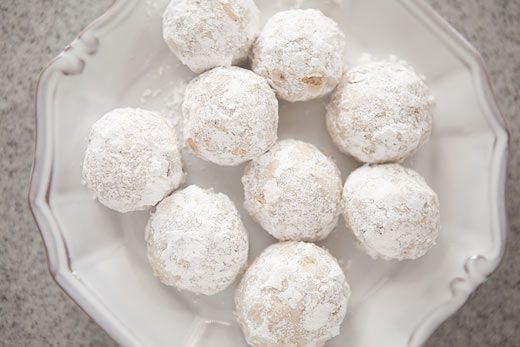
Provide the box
[0,1,518,346]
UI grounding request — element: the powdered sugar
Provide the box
[82,108,184,213]
[252,9,346,102]
[140,88,162,104]
[145,0,161,18]
[146,185,249,295]
[303,303,337,331]
[242,139,342,242]
[138,79,188,143]
[277,0,345,10]
[162,0,260,73]
[326,60,433,163]
[342,164,441,260]
[183,66,278,166]
[162,79,188,142]
[235,242,350,346]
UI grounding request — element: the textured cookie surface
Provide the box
[82,108,184,213]
[326,61,433,163]
[163,0,259,73]
[183,66,278,166]
[343,164,440,260]
[242,139,342,241]
[235,242,350,346]
[146,185,248,295]
[252,9,346,102]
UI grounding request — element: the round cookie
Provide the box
[252,9,346,102]
[342,164,440,260]
[183,66,278,166]
[146,185,248,295]
[82,108,184,213]
[242,139,342,242]
[163,0,259,73]
[235,241,350,347]
[326,61,433,163]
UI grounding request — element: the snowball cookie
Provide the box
[342,164,440,260]
[82,108,184,213]
[163,0,260,73]
[326,61,433,164]
[235,241,350,347]
[183,66,279,166]
[146,185,248,295]
[242,139,342,242]
[252,9,346,102]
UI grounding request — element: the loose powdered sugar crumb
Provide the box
[277,0,344,9]
[140,88,162,104]
[145,0,162,18]
[162,79,187,129]
[157,64,172,76]
[137,78,189,146]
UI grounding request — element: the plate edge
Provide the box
[28,0,145,346]
[399,1,510,346]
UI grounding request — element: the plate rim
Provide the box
[28,1,510,346]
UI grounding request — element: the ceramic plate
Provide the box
[30,0,509,346]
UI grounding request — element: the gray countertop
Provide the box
[1,0,519,346]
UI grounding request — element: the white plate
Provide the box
[29,0,509,346]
